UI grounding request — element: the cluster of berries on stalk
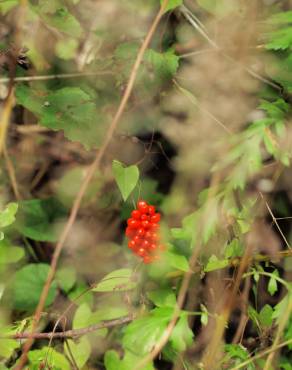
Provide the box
[126,200,163,264]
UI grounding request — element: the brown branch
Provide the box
[6,316,133,340]
[14,2,169,369]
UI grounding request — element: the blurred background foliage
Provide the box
[0,0,292,369]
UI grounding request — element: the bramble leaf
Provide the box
[15,84,106,150]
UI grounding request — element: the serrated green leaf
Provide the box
[93,268,137,292]
[112,160,139,201]
[145,49,179,78]
[15,84,106,150]
[11,264,57,311]
[204,255,229,272]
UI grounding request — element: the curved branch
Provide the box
[6,316,133,340]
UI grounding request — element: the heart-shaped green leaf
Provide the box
[112,160,139,201]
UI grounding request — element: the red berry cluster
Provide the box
[125,200,162,264]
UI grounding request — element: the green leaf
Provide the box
[147,288,176,307]
[64,337,91,368]
[0,337,19,359]
[15,198,66,242]
[15,84,106,150]
[161,0,182,13]
[34,6,83,38]
[55,38,78,60]
[259,304,273,327]
[73,303,92,329]
[112,160,139,201]
[123,307,173,355]
[144,49,180,79]
[268,270,279,296]
[105,350,154,370]
[105,350,121,370]
[265,12,292,50]
[0,239,24,264]
[56,266,76,293]
[224,344,255,370]
[28,347,70,370]
[197,0,239,16]
[92,268,137,292]
[0,0,18,15]
[272,293,291,324]
[204,255,229,272]
[200,304,208,326]
[0,203,18,228]
[224,239,243,259]
[170,315,194,352]
[164,251,189,272]
[11,263,57,311]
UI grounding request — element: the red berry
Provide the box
[137,200,149,214]
[151,213,161,223]
[150,232,159,242]
[148,205,155,215]
[137,247,147,257]
[141,214,149,221]
[150,223,159,231]
[127,218,140,229]
[149,243,157,251]
[141,220,151,229]
[142,240,150,249]
[137,228,145,237]
[128,240,136,249]
[125,227,135,238]
[144,231,152,240]
[131,210,141,220]
[143,255,152,264]
[133,235,142,245]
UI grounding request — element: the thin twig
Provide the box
[14,2,169,369]
[3,143,21,200]
[259,192,291,250]
[230,338,292,370]
[180,5,282,92]
[0,71,112,84]
[5,316,133,340]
